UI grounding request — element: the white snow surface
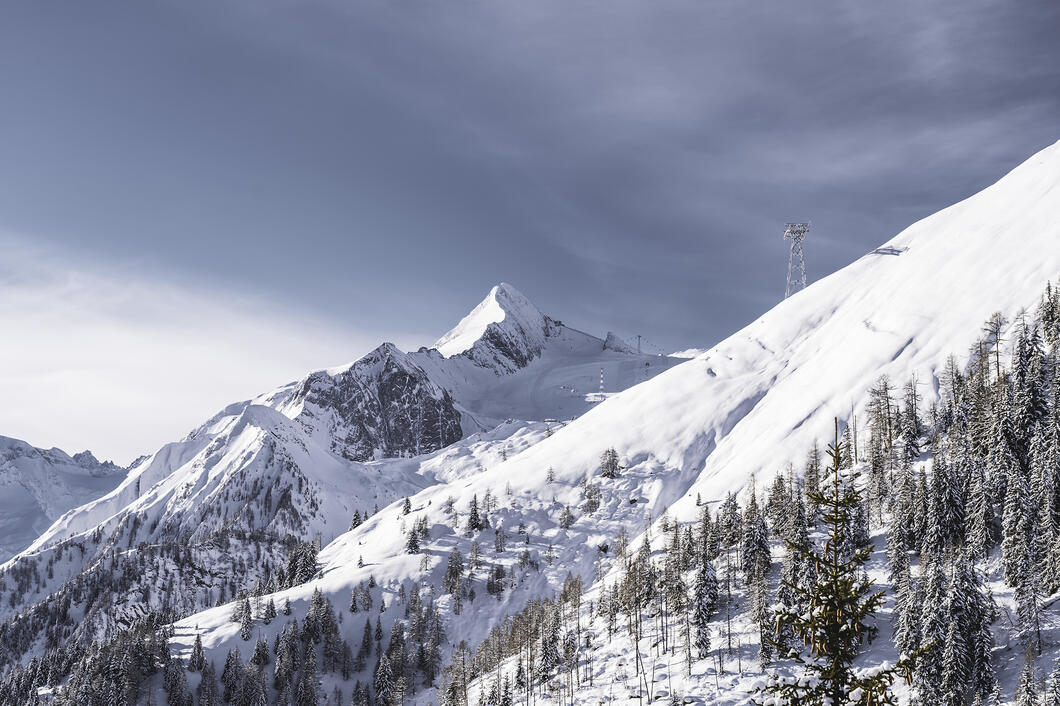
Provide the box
[433,282,546,358]
[0,436,124,563]
[168,138,1060,703]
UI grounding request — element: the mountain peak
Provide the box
[433,283,546,358]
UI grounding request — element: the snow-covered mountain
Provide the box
[248,282,680,462]
[0,436,124,563]
[0,282,677,665]
[159,139,1060,703]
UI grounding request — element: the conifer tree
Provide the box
[375,654,394,705]
[757,421,916,705]
[1002,460,1032,585]
[937,557,996,705]
[264,597,277,625]
[892,557,920,658]
[967,464,997,559]
[804,442,822,520]
[197,661,220,706]
[938,619,967,706]
[899,376,922,463]
[221,649,243,702]
[188,633,206,672]
[1046,657,1060,706]
[467,495,483,534]
[914,556,948,701]
[692,560,717,659]
[559,505,575,530]
[251,635,270,667]
[1016,652,1039,706]
[600,448,620,479]
[297,647,319,706]
[240,597,254,641]
[741,492,770,582]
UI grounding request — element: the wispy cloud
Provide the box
[0,234,413,464]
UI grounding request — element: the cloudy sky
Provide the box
[2,0,1059,463]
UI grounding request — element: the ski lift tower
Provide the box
[784,223,810,298]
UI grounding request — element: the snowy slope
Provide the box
[478,137,1060,520]
[167,138,1060,702]
[0,436,124,563]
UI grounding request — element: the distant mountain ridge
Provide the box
[0,436,125,563]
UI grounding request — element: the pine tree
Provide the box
[240,597,254,641]
[692,560,717,658]
[221,649,243,702]
[251,635,270,667]
[600,448,620,479]
[375,654,394,705]
[891,553,920,658]
[264,597,277,624]
[558,505,575,529]
[932,452,964,551]
[188,633,206,672]
[938,619,967,706]
[1015,566,1043,654]
[757,421,914,705]
[914,556,948,701]
[967,464,996,559]
[899,376,922,463]
[467,495,483,534]
[1015,651,1039,706]
[163,654,191,706]
[197,661,220,706]
[741,492,770,582]
[804,442,822,520]
[1046,657,1060,706]
[1002,459,1032,585]
[297,647,319,706]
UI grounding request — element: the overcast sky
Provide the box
[2,0,1059,463]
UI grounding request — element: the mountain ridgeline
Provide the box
[0,281,677,691]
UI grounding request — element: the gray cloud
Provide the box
[2,0,1058,356]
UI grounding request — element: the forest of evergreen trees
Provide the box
[440,283,1060,705]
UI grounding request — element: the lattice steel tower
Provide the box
[784,222,810,298]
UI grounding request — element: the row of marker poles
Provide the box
[599,367,605,394]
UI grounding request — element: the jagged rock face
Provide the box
[297,345,463,461]
[603,331,637,354]
[434,282,555,373]
[461,313,560,372]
